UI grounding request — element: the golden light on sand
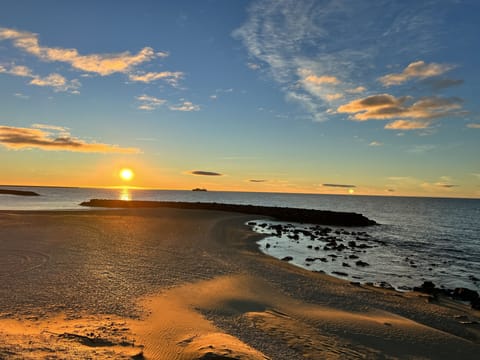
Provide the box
[120,168,134,181]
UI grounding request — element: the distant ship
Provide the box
[192,188,207,192]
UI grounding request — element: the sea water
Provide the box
[1,186,479,292]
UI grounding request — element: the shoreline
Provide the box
[0,208,478,359]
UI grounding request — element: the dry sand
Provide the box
[0,208,478,359]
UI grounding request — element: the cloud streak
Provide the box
[0,125,140,153]
[190,171,223,176]
[322,183,356,188]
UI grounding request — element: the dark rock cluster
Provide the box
[248,221,381,279]
[414,281,480,310]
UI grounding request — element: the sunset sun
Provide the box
[120,168,134,181]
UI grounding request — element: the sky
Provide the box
[0,0,479,198]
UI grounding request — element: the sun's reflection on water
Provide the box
[119,188,131,201]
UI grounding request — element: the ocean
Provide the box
[1,185,479,293]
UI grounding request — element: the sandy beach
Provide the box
[0,208,478,359]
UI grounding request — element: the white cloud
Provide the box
[369,141,383,146]
[169,101,200,112]
[135,94,166,111]
[128,71,183,85]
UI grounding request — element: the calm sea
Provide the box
[1,186,479,292]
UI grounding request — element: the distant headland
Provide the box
[0,189,40,196]
[80,199,377,227]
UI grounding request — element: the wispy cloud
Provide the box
[249,179,267,183]
[135,94,166,111]
[369,141,383,147]
[0,124,140,153]
[29,73,80,93]
[13,92,29,99]
[345,86,366,94]
[128,71,183,85]
[169,101,200,112]
[407,144,436,153]
[233,0,450,122]
[189,170,223,176]
[0,64,80,93]
[466,123,480,129]
[379,61,454,86]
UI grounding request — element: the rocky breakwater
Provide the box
[80,199,377,227]
[0,189,40,196]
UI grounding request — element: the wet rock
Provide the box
[281,256,293,262]
[342,262,350,267]
[452,288,479,303]
[265,243,270,249]
[413,281,436,294]
[348,241,357,248]
[348,255,359,259]
[469,275,479,282]
[332,271,348,277]
[355,260,369,267]
[307,245,313,249]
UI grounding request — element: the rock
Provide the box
[281,256,293,261]
[348,254,359,259]
[342,262,350,267]
[332,271,348,277]
[348,241,357,248]
[452,288,479,302]
[265,243,270,249]
[355,260,369,267]
[471,298,480,310]
[413,281,436,294]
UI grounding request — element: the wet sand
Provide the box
[0,208,478,359]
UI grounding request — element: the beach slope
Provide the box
[0,208,478,359]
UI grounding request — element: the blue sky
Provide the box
[0,0,479,197]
